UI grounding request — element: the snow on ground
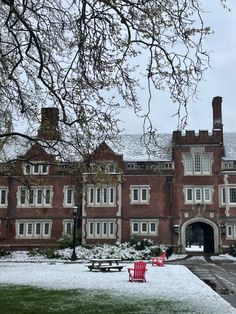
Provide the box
[0,246,236,313]
[0,261,236,313]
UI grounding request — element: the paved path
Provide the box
[167,255,236,309]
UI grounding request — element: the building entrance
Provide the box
[185,222,214,253]
[181,218,219,254]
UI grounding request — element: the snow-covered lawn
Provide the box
[0,261,236,313]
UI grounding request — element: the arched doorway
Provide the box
[181,218,219,254]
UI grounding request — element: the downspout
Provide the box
[223,174,230,217]
[166,176,173,246]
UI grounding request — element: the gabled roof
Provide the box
[1,133,236,163]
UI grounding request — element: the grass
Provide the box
[0,284,196,314]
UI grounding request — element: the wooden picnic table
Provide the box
[86,258,124,272]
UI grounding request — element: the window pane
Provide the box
[150,222,156,232]
[36,223,41,235]
[37,190,43,204]
[186,189,193,201]
[89,188,94,204]
[133,222,139,232]
[45,189,51,204]
[141,188,147,201]
[67,189,72,204]
[222,188,225,204]
[202,156,210,173]
[89,222,94,235]
[66,222,72,235]
[194,155,201,173]
[0,189,6,204]
[34,164,39,173]
[103,188,107,203]
[96,189,101,203]
[195,189,202,201]
[29,190,34,205]
[25,164,31,174]
[110,222,114,235]
[141,223,147,232]
[42,165,48,173]
[227,226,232,237]
[20,189,26,204]
[185,156,193,173]
[133,189,139,201]
[96,222,100,235]
[27,223,33,235]
[103,222,107,234]
[44,223,50,235]
[229,188,236,203]
[204,188,211,201]
[110,188,114,203]
[19,223,24,235]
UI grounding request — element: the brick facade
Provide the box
[0,97,236,253]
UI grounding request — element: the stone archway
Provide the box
[181,218,219,254]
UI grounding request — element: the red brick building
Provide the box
[0,97,236,253]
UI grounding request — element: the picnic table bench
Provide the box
[86,258,124,272]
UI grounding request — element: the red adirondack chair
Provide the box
[128,261,147,282]
[151,252,166,267]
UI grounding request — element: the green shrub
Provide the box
[128,236,139,247]
[42,248,61,259]
[0,248,10,257]
[149,246,161,257]
[57,228,82,249]
[128,237,155,251]
[28,248,41,257]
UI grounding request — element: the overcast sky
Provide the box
[118,1,236,134]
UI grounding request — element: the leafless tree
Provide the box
[0,0,229,160]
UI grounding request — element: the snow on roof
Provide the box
[1,132,236,163]
[223,133,236,160]
[109,133,173,162]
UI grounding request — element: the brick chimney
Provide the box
[38,108,60,140]
[212,96,223,144]
[212,96,222,130]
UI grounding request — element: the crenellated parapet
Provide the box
[172,129,223,145]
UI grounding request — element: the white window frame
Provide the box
[87,186,115,207]
[63,186,75,207]
[130,220,158,236]
[203,187,211,203]
[90,162,117,174]
[130,186,150,204]
[149,222,157,234]
[23,162,49,175]
[220,186,236,206]
[141,222,148,234]
[184,155,193,174]
[87,219,116,239]
[132,222,139,234]
[63,220,73,235]
[17,186,53,207]
[226,224,236,239]
[15,220,52,239]
[0,187,8,207]
[184,186,213,204]
[195,188,202,203]
[183,152,212,176]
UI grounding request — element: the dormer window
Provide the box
[23,162,49,175]
[90,162,117,174]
